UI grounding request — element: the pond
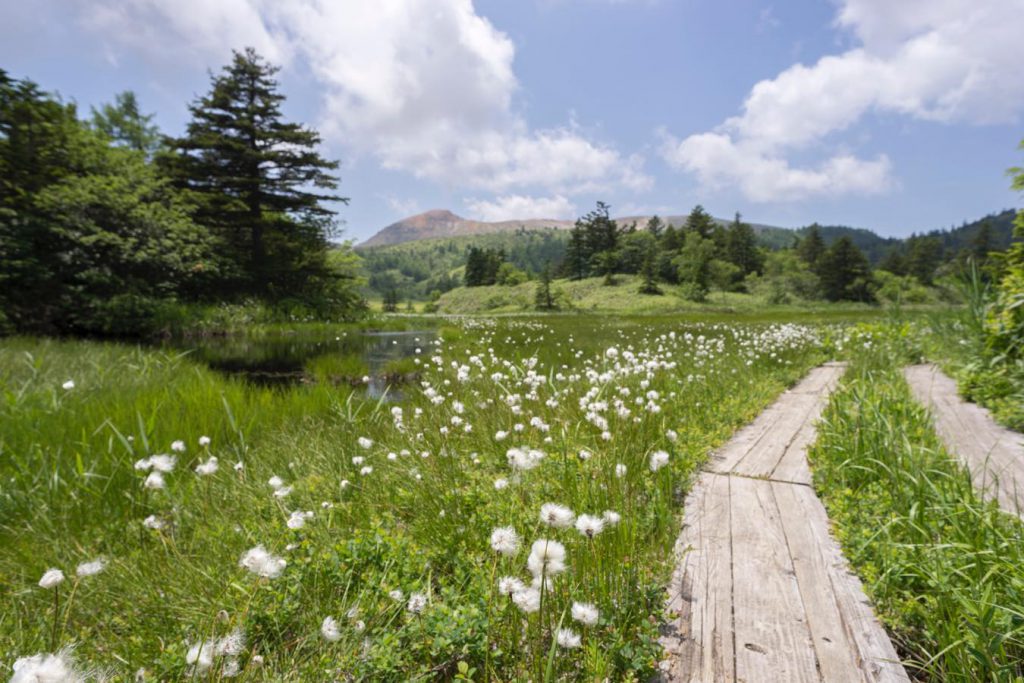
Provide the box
[163,329,436,398]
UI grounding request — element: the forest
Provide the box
[0,49,363,337]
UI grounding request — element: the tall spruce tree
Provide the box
[90,91,161,155]
[166,48,345,299]
[685,204,716,239]
[564,222,589,280]
[725,212,763,278]
[818,236,875,302]
[535,261,556,309]
[798,223,826,270]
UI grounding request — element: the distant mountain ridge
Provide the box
[358,209,785,247]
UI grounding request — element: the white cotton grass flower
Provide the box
[287,510,312,530]
[489,526,520,556]
[497,576,525,596]
[149,454,176,472]
[61,379,75,390]
[527,539,566,579]
[268,476,284,490]
[238,545,286,579]
[38,568,64,589]
[539,503,575,529]
[273,486,292,498]
[142,515,164,530]
[143,471,165,490]
[511,586,541,613]
[221,658,241,678]
[195,457,219,476]
[11,649,85,683]
[493,478,508,490]
[572,602,600,626]
[75,558,105,578]
[649,450,670,472]
[406,592,427,614]
[217,629,246,657]
[615,463,627,478]
[186,639,216,672]
[321,616,341,642]
[602,510,622,526]
[575,514,605,539]
[556,627,582,649]
[171,440,186,453]
[388,589,404,602]
[357,437,373,449]
[199,435,211,447]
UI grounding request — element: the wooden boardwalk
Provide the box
[904,364,1024,517]
[660,363,908,682]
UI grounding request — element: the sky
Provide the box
[2,0,1023,242]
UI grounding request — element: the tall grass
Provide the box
[809,337,1024,680]
[1,319,825,680]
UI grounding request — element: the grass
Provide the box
[434,275,953,318]
[809,326,1024,680]
[0,317,827,680]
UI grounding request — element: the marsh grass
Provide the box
[1,318,824,680]
[809,336,1024,680]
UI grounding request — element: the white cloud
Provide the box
[77,0,648,195]
[464,194,576,221]
[662,0,1024,201]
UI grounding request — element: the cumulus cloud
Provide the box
[464,194,576,221]
[662,0,1024,201]
[77,0,648,195]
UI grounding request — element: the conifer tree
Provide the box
[535,261,556,310]
[90,91,160,155]
[165,48,346,299]
[638,241,662,295]
[685,204,716,239]
[818,236,875,301]
[798,223,826,270]
[725,212,763,278]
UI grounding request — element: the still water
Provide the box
[164,329,436,398]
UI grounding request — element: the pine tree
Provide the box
[798,223,826,270]
[165,48,346,299]
[818,236,875,302]
[685,204,716,239]
[906,235,943,285]
[90,91,160,155]
[564,221,589,280]
[638,240,662,295]
[535,261,556,310]
[645,215,664,238]
[725,212,764,278]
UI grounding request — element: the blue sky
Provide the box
[2,0,1022,242]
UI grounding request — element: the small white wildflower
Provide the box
[199,435,212,447]
[11,649,82,683]
[539,503,575,529]
[407,592,427,614]
[511,586,541,613]
[273,486,292,498]
[149,454,176,472]
[233,461,244,471]
[575,514,605,539]
[287,511,308,530]
[489,526,521,556]
[61,380,75,390]
[578,449,592,461]
[340,479,350,490]
[493,478,508,490]
[217,629,246,657]
[186,640,216,672]
[494,430,508,441]
[238,545,286,579]
[143,471,165,490]
[351,456,364,466]
[171,440,186,453]
[359,466,373,476]
[527,539,567,578]
[321,616,341,642]
[268,476,284,489]
[221,659,240,678]
[556,627,581,648]
[142,515,164,530]
[649,450,670,472]
[195,457,219,476]
[75,558,105,578]
[571,602,600,626]
[615,463,627,478]
[38,568,64,589]
[388,589,404,602]
[666,429,678,443]
[357,437,373,449]
[497,576,525,596]
[602,510,621,526]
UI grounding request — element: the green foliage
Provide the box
[818,237,877,302]
[674,231,716,300]
[809,345,1024,680]
[89,91,161,156]
[163,48,350,305]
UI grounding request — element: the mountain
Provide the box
[358,209,573,247]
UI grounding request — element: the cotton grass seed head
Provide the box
[575,514,605,539]
[497,576,525,596]
[406,592,427,614]
[12,649,84,683]
[539,503,575,529]
[571,602,600,626]
[489,526,520,556]
[75,558,105,578]
[649,450,670,472]
[38,568,64,589]
[238,545,286,579]
[321,616,341,642]
[511,586,541,613]
[527,539,566,578]
[556,627,581,649]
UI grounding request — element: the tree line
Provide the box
[0,48,363,336]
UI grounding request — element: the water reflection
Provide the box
[164,330,435,398]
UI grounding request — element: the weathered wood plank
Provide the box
[788,483,910,682]
[660,472,735,682]
[904,364,1024,517]
[729,392,818,480]
[730,476,819,682]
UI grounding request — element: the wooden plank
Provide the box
[788,483,910,682]
[708,401,785,474]
[771,389,837,485]
[730,393,818,480]
[730,476,820,682]
[904,364,1024,516]
[660,472,735,681]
